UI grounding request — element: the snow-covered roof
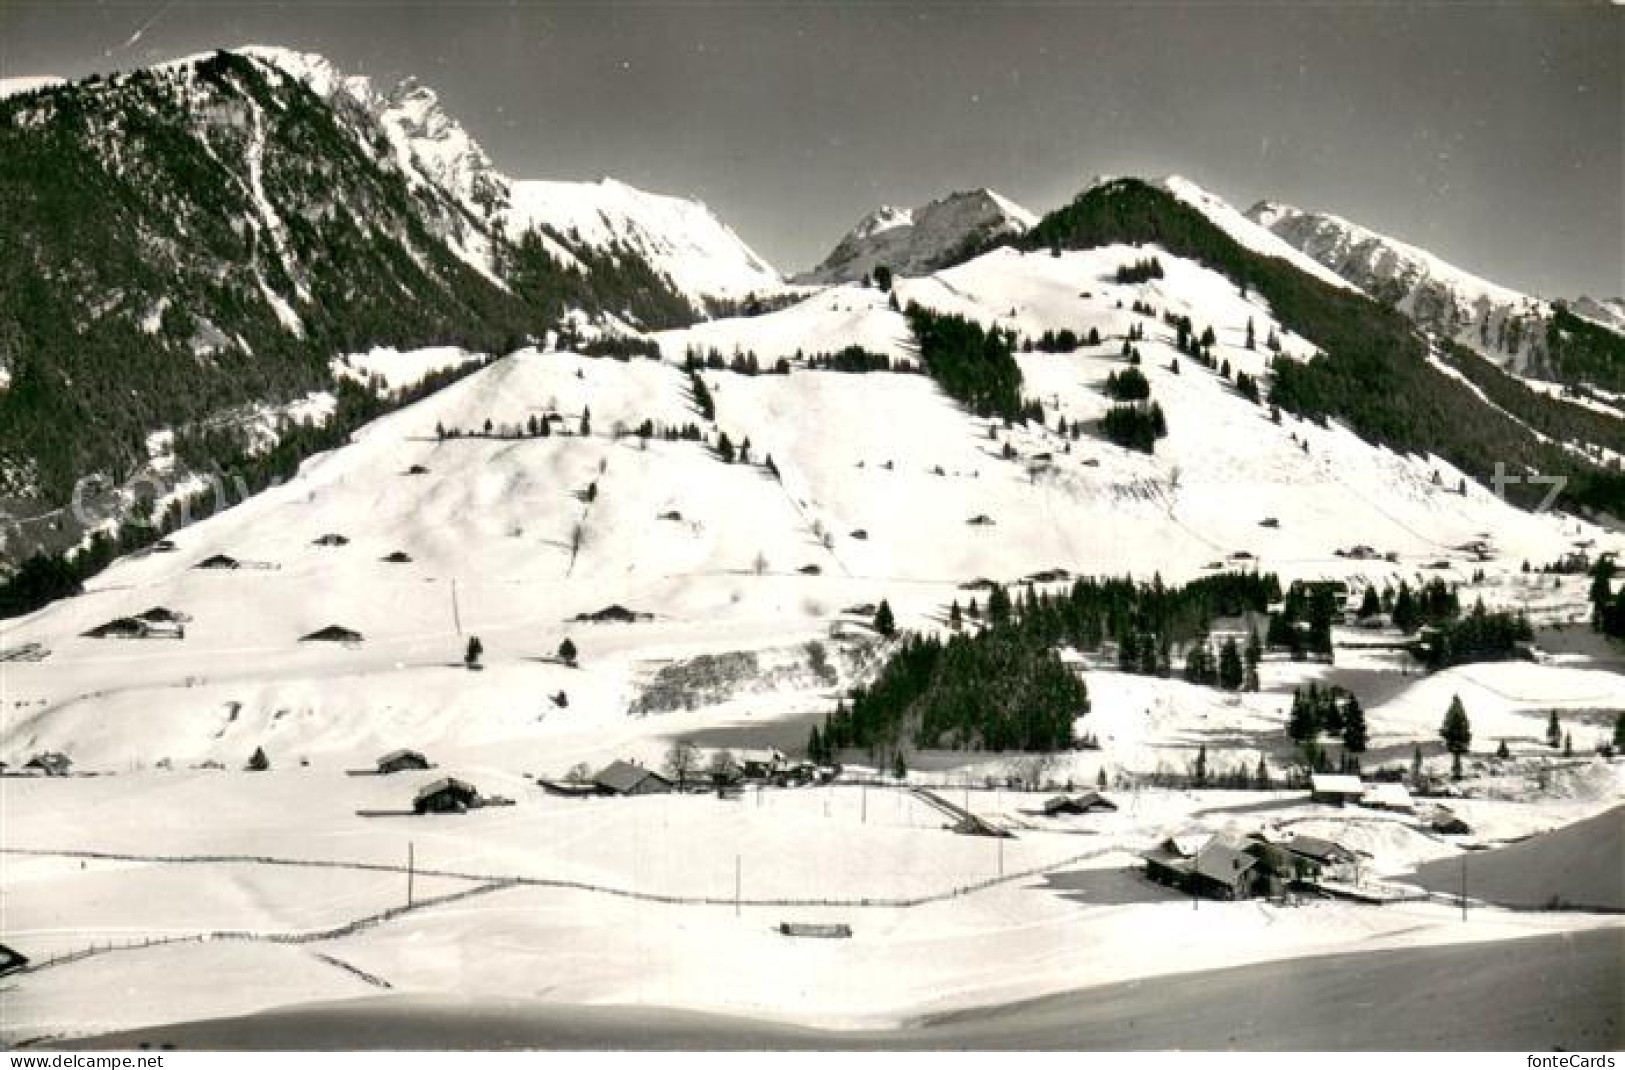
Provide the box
[594,760,668,794]
[415,776,476,802]
[1310,774,1365,796]
[1364,783,1414,809]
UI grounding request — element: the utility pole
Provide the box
[1460,853,1467,922]
[997,833,1004,878]
[862,783,867,824]
[735,854,741,918]
[407,841,415,908]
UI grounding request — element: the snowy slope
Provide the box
[1247,200,1554,372]
[503,178,782,307]
[4,243,1616,769]
[798,188,1037,284]
[6,234,1622,1044]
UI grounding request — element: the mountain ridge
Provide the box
[797,188,1037,284]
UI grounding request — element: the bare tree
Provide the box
[664,740,700,790]
[753,550,769,575]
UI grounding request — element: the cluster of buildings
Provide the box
[1143,830,1359,901]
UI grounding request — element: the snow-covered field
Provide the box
[3,238,1621,1044]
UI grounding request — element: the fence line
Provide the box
[17,879,516,976]
[3,843,1115,910]
[5,841,1119,977]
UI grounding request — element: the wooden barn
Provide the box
[23,752,72,777]
[194,554,240,570]
[1279,834,1357,876]
[0,943,28,977]
[737,748,786,781]
[1144,835,1272,900]
[84,612,185,640]
[1310,773,1366,806]
[1360,782,1415,812]
[376,749,431,774]
[82,617,150,639]
[299,625,364,645]
[593,760,672,796]
[414,777,479,814]
[1043,791,1118,816]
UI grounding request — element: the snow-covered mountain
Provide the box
[8,234,1616,768]
[236,47,780,308]
[798,188,1036,284]
[1246,200,1556,372]
[504,178,782,306]
[1570,296,1625,335]
[1153,177,1355,292]
[0,46,786,567]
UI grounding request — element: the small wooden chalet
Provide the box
[414,777,479,814]
[0,943,28,977]
[23,752,72,777]
[1310,773,1366,806]
[737,748,786,781]
[593,760,672,796]
[195,554,240,570]
[376,749,431,774]
[1042,791,1118,817]
[300,625,364,645]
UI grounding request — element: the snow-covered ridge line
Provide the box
[1153,176,1356,292]
[0,75,65,98]
[503,178,783,305]
[1243,198,1577,383]
[1248,200,1543,310]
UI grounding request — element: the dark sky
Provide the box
[4,1,1620,296]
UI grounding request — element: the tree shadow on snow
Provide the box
[1039,866,1187,907]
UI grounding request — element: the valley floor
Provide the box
[2,764,1619,1047]
[55,927,1625,1051]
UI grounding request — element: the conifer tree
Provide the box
[1440,694,1472,779]
[874,599,897,638]
[1341,695,1368,754]
[1218,637,1244,690]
